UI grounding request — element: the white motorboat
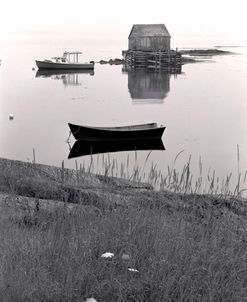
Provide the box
[35,51,94,70]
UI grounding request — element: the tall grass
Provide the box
[72,149,247,198]
[0,152,247,301]
[1,194,247,301]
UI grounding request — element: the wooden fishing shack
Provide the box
[123,24,181,72]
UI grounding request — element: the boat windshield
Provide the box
[51,56,67,62]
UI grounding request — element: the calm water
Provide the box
[1,32,247,192]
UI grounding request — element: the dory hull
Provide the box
[36,60,94,70]
[68,138,165,158]
[68,123,165,141]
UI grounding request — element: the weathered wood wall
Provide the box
[129,36,170,51]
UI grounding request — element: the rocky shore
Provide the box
[180,48,233,56]
[97,49,233,66]
[0,157,246,217]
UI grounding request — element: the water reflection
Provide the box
[35,69,94,86]
[122,68,177,103]
[68,138,165,158]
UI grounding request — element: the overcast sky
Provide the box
[1,0,247,41]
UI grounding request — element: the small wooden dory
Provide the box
[68,123,165,141]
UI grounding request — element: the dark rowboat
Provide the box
[68,123,165,141]
[68,137,165,158]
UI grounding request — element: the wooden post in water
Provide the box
[123,49,182,72]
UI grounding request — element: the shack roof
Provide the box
[129,24,171,38]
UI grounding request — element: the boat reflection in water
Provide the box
[68,138,165,159]
[35,69,94,86]
[122,67,180,103]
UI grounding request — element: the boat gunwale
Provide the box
[35,60,94,70]
[68,122,163,132]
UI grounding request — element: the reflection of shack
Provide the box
[123,68,170,102]
[123,24,181,72]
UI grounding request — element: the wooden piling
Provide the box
[122,50,182,72]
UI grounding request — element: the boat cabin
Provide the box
[52,51,83,64]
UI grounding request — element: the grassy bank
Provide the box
[0,157,247,301]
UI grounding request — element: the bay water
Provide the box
[1,32,247,193]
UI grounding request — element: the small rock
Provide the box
[86,298,98,302]
[113,58,125,65]
[122,253,130,260]
[128,268,139,272]
[101,252,114,258]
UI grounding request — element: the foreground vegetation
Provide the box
[0,157,247,301]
